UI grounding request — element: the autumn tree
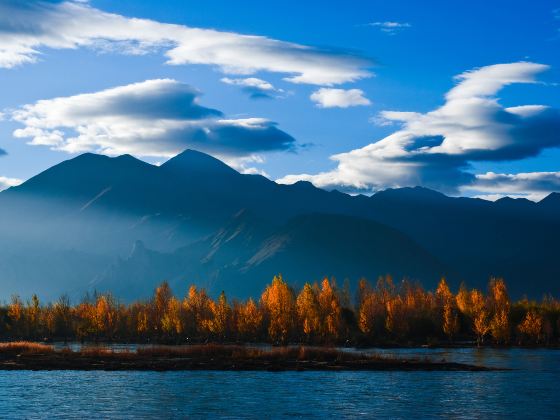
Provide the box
[261,275,296,344]
[94,294,120,340]
[209,291,231,340]
[385,296,409,339]
[470,289,490,346]
[356,278,373,310]
[436,278,459,341]
[47,294,72,342]
[26,294,42,339]
[1,276,557,346]
[489,278,510,344]
[376,275,396,304]
[296,283,320,341]
[184,286,213,337]
[128,302,150,339]
[400,281,438,339]
[358,292,385,338]
[442,302,459,341]
[318,278,341,341]
[162,297,183,339]
[153,282,173,336]
[7,295,24,338]
[456,283,471,316]
[236,298,263,341]
[518,310,543,344]
[75,301,96,340]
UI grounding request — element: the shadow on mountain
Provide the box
[0,149,558,301]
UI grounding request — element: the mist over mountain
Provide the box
[0,149,558,301]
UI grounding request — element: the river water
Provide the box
[0,347,557,418]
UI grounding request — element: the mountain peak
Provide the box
[539,192,560,209]
[161,149,238,176]
[62,152,151,170]
[372,186,447,202]
[292,180,317,190]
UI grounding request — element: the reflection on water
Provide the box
[1,347,558,419]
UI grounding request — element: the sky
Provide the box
[0,0,559,200]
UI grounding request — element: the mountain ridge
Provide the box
[0,149,558,300]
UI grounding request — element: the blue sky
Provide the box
[0,0,559,199]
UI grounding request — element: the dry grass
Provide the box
[0,341,53,354]
[137,344,380,362]
[0,342,388,364]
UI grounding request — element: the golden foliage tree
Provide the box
[161,297,183,338]
[154,281,172,334]
[470,289,490,346]
[518,310,543,344]
[436,278,459,341]
[209,291,231,340]
[261,275,296,343]
[7,295,24,337]
[456,283,471,316]
[296,283,320,340]
[442,301,459,341]
[184,285,213,336]
[1,275,559,347]
[358,293,385,337]
[385,296,409,339]
[94,294,119,339]
[318,278,341,341]
[489,278,510,344]
[26,294,42,339]
[235,298,263,341]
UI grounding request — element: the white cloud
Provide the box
[310,88,371,108]
[0,176,23,191]
[368,115,393,126]
[10,79,295,158]
[223,154,270,177]
[368,21,411,35]
[221,77,276,91]
[221,77,284,99]
[0,1,372,85]
[465,171,560,201]
[278,62,560,197]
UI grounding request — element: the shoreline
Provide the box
[0,343,499,372]
[18,339,559,350]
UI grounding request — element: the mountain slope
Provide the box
[234,213,449,297]
[0,149,558,300]
[93,212,449,300]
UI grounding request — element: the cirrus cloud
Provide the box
[0,0,372,86]
[10,78,296,158]
[368,21,411,35]
[278,62,560,199]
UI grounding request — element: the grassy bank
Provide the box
[0,342,496,372]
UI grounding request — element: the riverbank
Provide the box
[0,342,497,371]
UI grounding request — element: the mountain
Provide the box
[539,192,560,214]
[93,211,448,300]
[0,149,558,301]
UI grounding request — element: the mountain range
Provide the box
[0,149,558,301]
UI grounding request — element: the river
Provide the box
[0,347,557,418]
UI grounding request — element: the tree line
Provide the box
[1,275,559,346]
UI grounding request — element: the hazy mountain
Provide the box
[0,149,558,301]
[93,211,448,300]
